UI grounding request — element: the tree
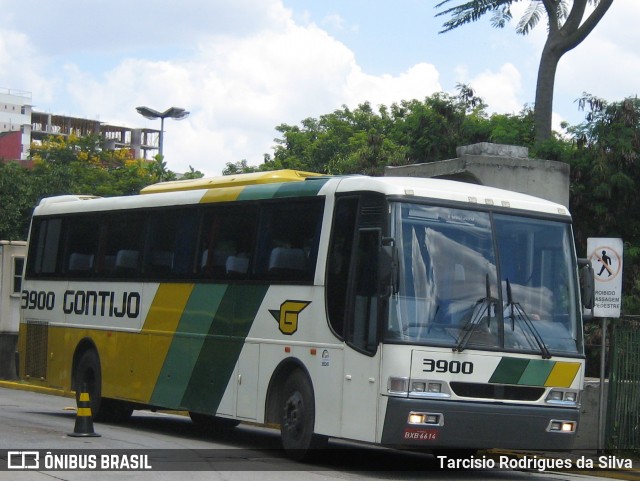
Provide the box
[435,0,613,143]
[0,162,37,239]
[567,94,640,312]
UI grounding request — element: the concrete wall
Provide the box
[385,142,570,208]
[0,241,27,379]
[574,379,607,450]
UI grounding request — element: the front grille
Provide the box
[450,382,545,401]
[24,321,48,379]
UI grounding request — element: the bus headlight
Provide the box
[428,382,442,393]
[412,381,426,392]
[409,380,451,398]
[546,389,579,406]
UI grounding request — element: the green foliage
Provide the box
[237,87,524,176]
[567,95,640,312]
[222,159,259,175]
[4,90,640,318]
[0,134,193,240]
[182,165,205,179]
[0,162,38,240]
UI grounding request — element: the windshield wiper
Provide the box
[454,274,498,353]
[505,279,551,359]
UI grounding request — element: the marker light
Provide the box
[547,420,576,433]
[408,411,444,426]
[387,377,409,396]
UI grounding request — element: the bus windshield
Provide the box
[386,202,581,356]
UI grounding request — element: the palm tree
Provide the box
[435,0,613,144]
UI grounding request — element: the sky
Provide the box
[0,0,638,176]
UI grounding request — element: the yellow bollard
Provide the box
[68,387,101,437]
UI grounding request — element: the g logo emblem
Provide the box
[269,300,311,335]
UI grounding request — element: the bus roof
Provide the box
[33,172,569,218]
[335,176,570,217]
[140,169,322,194]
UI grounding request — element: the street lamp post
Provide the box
[136,106,190,158]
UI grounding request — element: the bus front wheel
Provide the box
[280,369,326,459]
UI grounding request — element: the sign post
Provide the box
[587,238,623,318]
[587,237,623,452]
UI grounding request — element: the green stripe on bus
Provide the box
[237,178,328,201]
[180,284,269,414]
[488,357,529,384]
[518,359,555,386]
[150,284,227,408]
[273,179,329,198]
[489,358,579,387]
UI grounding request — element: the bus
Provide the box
[18,169,591,457]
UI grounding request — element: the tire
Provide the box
[74,349,133,422]
[74,349,103,420]
[280,369,326,460]
[101,399,134,422]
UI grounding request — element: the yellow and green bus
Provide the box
[19,170,590,457]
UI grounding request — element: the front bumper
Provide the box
[381,397,579,450]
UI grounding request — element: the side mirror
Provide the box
[579,258,595,310]
[380,237,399,297]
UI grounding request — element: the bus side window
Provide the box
[28,218,62,277]
[256,200,323,282]
[200,205,257,280]
[102,213,146,277]
[63,216,101,276]
[146,208,199,277]
[326,197,359,339]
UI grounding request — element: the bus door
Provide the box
[341,228,383,442]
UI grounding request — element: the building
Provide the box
[0,88,32,162]
[0,241,26,379]
[0,88,160,164]
[385,142,570,208]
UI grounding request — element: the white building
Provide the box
[0,87,160,163]
[0,241,26,379]
[0,88,32,161]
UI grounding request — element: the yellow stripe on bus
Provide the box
[544,362,581,388]
[199,185,244,203]
[140,283,194,402]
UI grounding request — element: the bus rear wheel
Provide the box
[74,349,103,419]
[74,349,132,422]
[280,369,326,459]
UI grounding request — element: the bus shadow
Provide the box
[37,409,525,478]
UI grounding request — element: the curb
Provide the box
[0,379,73,398]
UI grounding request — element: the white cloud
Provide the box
[3,0,635,178]
[557,1,640,103]
[0,28,55,104]
[457,63,523,114]
[53,5,442,175]
[344,63,441,109]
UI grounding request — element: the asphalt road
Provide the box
[0,385,629,481]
